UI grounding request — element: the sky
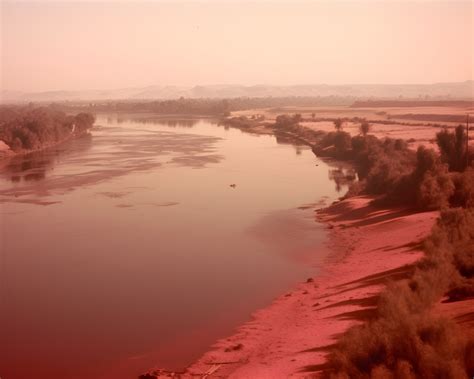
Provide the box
[1,0,473,92]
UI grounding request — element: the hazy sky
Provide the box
[1,0,473,92]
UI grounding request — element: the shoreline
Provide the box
[0,129,90,161]
[143,196,438,378]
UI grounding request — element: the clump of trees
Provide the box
[357,138,414,197]
[316,131,352,159]
[411,147,454,210]
[436,125,470,172]
[221,115,262,130]
[275,113,302,129]
[450,169,474,208]
[312,124,474,211]
[0,106,95,152]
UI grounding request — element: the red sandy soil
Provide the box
[148,196,438,378]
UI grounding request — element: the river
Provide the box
[0,114,349,379]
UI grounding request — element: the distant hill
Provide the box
[352,100,474,108]
[2,81,473,103]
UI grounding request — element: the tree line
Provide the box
[55,96,355,116]
[0,106,95,152]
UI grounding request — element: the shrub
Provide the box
[450,169,474,208]
[333,131,352,155]
[416,169,454,210]
[275,114,302,129]
[326,283,470,379]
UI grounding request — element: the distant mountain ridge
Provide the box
[2,81,473,103]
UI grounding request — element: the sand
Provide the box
[146,196,438,378]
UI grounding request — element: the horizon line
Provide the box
[3,79,474,94]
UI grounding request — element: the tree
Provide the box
[0,107,94,152]
[333,131,352,154]
[275,114,302,128]
[293,113,302,123]
[360,121,370,137]
[74,113,95,132]
[413,146,454,210]
[334,118,343,131]
[436,125,467,172]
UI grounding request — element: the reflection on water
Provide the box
[112,115,199,128]
[329,166,357,193]
[0,114,349,379]
[0,121,222,204]
[1,134,93,184]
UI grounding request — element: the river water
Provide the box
[0,114,347,379]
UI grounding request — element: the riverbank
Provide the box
[0,129,91,159]
[0,107,95,163]
[142,196,438,378]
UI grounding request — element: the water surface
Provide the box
[0,115,347,379]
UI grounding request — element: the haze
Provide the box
[1,0,473,93]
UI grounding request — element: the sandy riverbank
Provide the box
[143,196,438,378]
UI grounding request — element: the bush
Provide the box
[361,139,415,196]
[386,146,456,210]
[333,131,352,155]
[450,169,474,208]
[425,208,474,302]
[326,284,470,379]
[416,168,454,210]
[274,114,302,129]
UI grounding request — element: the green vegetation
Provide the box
[0,106,94,152]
